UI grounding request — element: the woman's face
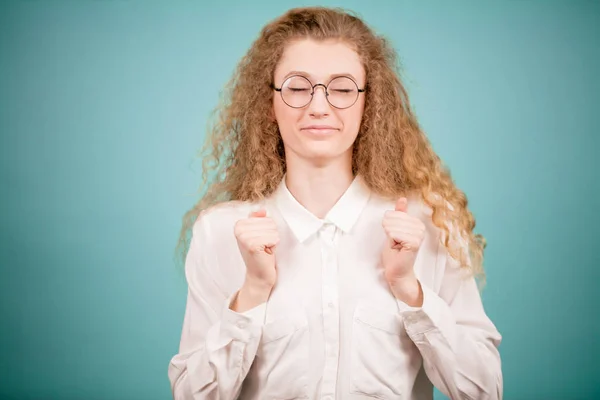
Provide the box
[272,39,366,166]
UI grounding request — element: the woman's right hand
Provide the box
[231,208,279,312]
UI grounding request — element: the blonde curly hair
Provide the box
[176,6,486,282]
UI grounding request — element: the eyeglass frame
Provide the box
[271,75,367,109]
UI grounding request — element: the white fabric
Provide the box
[168,174,502,400]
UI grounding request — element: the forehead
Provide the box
[275,39,365,83]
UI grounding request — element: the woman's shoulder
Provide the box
[192,199,263,236]
[199,199,255,218]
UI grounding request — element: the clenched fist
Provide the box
[231,209,280,312]
[381,197,425,307]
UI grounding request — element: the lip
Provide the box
[301,125,339,136]
[302,128,338,136]
[301,125,338,130]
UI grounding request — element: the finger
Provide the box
[237,233,279,249]
[235,223,270,238]
[383,225,422,241]
[236,220,277,236]
[238,231,280,243]
[382,218,424,232]
[384,226,425,241]
[239,220,278,231]
[387,231,420,250]
[249,209,267,218]
[384,224,425,242]
[248,235,280,253]
[394,197,408,213]
[383,212,417,226]
[240,230,280,242]
[383,209,419,221]
[264,237,280,255]
[383,214,421,225]
[384,226,419,240]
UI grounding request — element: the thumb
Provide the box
[395,197,408,212]
[249,209,267,218]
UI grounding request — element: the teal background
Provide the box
[1,1,598,399]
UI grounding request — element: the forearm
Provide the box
[170,294,267,400]
[390,274,423,307]
[396,283,502,399]
[230,278,272,313]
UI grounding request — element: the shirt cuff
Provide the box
[397,282,456,342]
[219,292,267,343]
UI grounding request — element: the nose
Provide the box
[307,84,330,117]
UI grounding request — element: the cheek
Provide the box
[342,104,365,136]
[274,99,300,130]
[273,97,289,123]
[272,96,284,118]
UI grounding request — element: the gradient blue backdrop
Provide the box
[1,1,598,399]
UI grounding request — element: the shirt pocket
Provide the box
[255,312,310,400]
[349,305,406,399]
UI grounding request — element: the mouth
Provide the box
[303,128,337,135]
[301,126,339,136]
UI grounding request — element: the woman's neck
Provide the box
[284,156,355,220]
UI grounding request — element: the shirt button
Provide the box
[323,396,333,400]
[236,320,247,329]
[328,302,334,308]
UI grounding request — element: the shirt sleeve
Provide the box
[397,241,503,400]
[168,214,267,400]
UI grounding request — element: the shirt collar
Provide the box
[271,174,371,243]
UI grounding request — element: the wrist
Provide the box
[230,278,273,313]
[390,275,423,307]
[243,275,274,294]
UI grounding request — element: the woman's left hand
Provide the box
[381,197,425,306]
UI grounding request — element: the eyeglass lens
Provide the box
[280,76,359,109]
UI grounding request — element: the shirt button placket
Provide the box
[319,223,340,400]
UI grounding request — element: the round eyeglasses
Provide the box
[272,75,366,109]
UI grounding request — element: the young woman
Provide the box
[169,7,502,400]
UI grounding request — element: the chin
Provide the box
[285,139,352,164]
[302,148,348,164]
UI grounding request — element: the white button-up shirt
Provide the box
[168,175,502,400]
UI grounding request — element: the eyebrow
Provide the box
[282,70,361,83]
